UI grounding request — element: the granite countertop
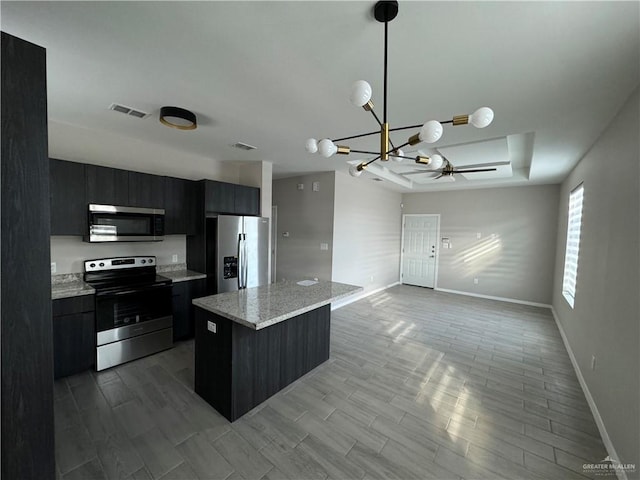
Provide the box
[51,274,95,300]
[51,265,206,300]
[192,280,362,330]
[158,264,207,283]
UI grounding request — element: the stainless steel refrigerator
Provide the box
[206,215,270,293]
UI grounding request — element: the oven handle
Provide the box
[95,283,172,297]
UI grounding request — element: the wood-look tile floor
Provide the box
[54,285,607,480]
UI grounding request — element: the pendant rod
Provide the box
[383,19,388,124]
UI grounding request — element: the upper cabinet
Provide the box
[50,160,259,235]
[204,180,260,216]
[164,176,198,235]
[235,184,261,216]
[85,164,129,206]
[50,159,86,236]
[128,171,165,209]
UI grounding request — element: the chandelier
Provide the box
[305,1,494,179]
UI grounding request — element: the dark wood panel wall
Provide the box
[1,32,55,480]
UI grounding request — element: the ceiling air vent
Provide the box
[108,103,149,119]
[232,142,257,151]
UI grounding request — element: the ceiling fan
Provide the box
[401,155,497,180]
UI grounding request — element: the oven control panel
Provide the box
[85,256,156,272]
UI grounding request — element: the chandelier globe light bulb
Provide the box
[429,154,444,170]
[349,80,373,107]
[419,120,443,143]
[469,107,494,128]
[305,138,318,154]
[318,139,338,158]
[349,164,363,177]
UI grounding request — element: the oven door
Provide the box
[95,283,173,345]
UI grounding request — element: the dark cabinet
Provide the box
[204,180,260,216]
[129,171,165,209]
[50,158,86,235]
[52,295,95,379]
[234,184,260,216]
[86,164,129,206]
[172,278,206,341]
[165,177,198,235]
[204,180,235,214]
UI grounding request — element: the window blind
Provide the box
[562,184,584,308]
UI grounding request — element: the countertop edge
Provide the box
[192,284,363,330]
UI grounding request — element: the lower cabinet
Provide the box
[53,296,95,379]
[172,278,206,341]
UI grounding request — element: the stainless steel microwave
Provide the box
[85,204,165,242]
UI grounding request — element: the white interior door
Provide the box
[401,214,439,288]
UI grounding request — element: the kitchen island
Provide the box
[192,280,361,421]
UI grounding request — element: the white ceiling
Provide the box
[2,1,639,192]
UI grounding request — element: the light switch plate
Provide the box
[207,321,217,333]
[320,242,328,251]
[172,254,178,263]
[51,262,57,274]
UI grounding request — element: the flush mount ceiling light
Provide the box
[305,1,495,179]
[159,106,197,130]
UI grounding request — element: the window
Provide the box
[562,184,584,308]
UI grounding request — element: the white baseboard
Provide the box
[551,307,627,480]
[434,287,552,309]
[331,281,400,311]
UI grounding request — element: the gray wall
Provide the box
[332,172,402,297]
[402,185,560,304]
[552,88,639,467]
[272,172,335,282]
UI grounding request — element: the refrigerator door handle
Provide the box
[237,233,243,290]
[243,233,248,288]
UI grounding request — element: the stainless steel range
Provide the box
[84,256,173,371]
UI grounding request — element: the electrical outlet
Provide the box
[473,277,479,285]
[312,181,320,192]
[172,254,178,263]
[591,355,596,370]
[476,232,482,239]
[51,262,57,274]
[207,321,217,333]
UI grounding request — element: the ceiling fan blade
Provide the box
[453,161,510,169]
[402,169,443,176]
[452,168,497,174]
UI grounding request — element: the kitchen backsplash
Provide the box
[50,235,187,274]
